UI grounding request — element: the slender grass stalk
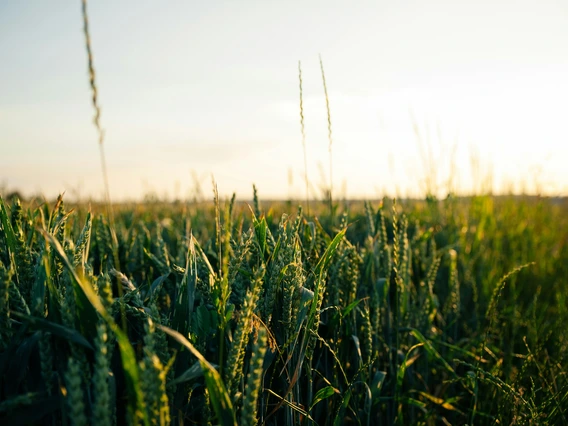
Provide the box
[468,262,535,424]
[319,54,333,215]
[390,200,401,422]
[298,60,310,217]
[81,1,123,334]
[212,180,228,377]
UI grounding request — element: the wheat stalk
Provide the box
[319,54,333,214]
[65,357,87,426]
[298,61,310,216]
[81,0,112,216]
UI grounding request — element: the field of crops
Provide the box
[0,191,567,425]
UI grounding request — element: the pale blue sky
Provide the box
[2,0,568,200]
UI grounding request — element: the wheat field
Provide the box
[1,1,567,424]
[0,193,567,425]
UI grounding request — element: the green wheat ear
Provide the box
[38,332,55,396]
[11,198,35,304]
[241,327,267,426]
[92,321,113,426]
[224,267,265,402]
[359,303,373,367]
[283,239,305,340]
[8,279,30,316]
[443,249,460,341]
[140,320,171,426]
[65,357,87,426]
[74,211,92,273]
[253,184,261,218]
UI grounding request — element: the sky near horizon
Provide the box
[1,0,568,201]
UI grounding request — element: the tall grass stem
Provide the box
[298,61,310,216]
[81,0,113,223]
[319,54,333,215]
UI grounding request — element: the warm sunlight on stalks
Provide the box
[1,194,567,424]
[0,4,566,426]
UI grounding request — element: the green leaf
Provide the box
[173,236,198,337]
[266,389,316,422]
[408,329,457,378]
[370,371,387,404]
[307,229,346,333]
[252,210,268,259]
[41,230,98,338]
[146,272,170,302]
[309,385,338,410]
[5,332,41,396]
[11,312,93,350]
[224,303,235,324]
[30,250,47,316]
[418,391,463,413]
[158,325,237,426]
[352,335,363,366]
[192,237,216,277]
[314,228,346,278]
[170,361,205,387]
[400,397,427,409]
[342,298,364,318]
[294,287,314,333]
[396,343,423,394]
[325,298,363,331]
[333,389,352,426]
